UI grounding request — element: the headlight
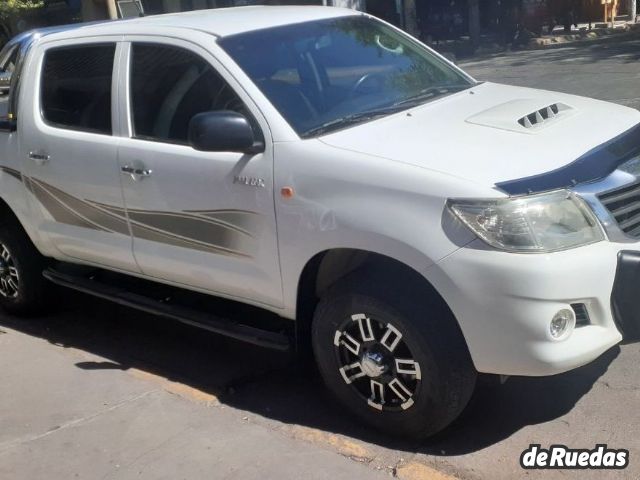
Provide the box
[447,190,605,253]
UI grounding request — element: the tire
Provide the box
[312,269,476,439]
[0,216,50,316]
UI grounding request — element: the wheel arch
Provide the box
[294,248,468,358]
[0,196,29,233]
[0,195,45,254]
[0,167,53,258]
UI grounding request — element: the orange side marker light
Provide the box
[281,186,295,199]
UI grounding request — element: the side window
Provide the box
[130,43,249,144]
[41,44,116,135]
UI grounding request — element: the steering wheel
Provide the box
[348,72,388,99]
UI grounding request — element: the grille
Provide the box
[598,181,640,238]
[571,303,590,327]
[517,103,569,128]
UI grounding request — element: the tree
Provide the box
[403,0,419,37]
[0,0,44,43]
[468,0,480,46]
[630,0,637,23]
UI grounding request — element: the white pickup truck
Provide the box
[0,6,639,439]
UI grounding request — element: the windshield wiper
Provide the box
[391,84,472,109]
[301,105,404,138]
[301,84,473,138]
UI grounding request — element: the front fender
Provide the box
[274,140,491,317]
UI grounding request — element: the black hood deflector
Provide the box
[495,122,640,196]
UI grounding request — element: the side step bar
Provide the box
[43,268,290,352]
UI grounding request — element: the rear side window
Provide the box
[41,44,116,135]
[129,43,249,144]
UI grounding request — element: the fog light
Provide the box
[550,309,575,340]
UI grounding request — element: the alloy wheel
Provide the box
[334,313,421,411]
[0,244,19,299]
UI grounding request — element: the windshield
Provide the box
[220,16,473,138]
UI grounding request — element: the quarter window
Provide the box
[41,44,116,135]
[129,43,249,145]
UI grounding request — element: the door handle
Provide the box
[121,165,152,181]
[29,151,50,166]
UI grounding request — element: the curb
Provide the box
[528,24,640,49]
[441,23,640,61]
[395,461,458,480]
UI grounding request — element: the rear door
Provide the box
[116,37,282,307]
[20,37,138,272]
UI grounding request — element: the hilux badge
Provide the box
[233,175,265,188]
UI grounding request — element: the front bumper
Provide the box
[611,250,640,341]
[427,240,634,377]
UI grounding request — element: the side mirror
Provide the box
[0,71,11,96]
[188,110,264,154]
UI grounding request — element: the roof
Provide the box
[5,24,85,47]
[3,21,112,50]
[125,6,356,37]
[48,6,359,41]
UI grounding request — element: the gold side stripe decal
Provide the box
[1,167,256,259]
[90,201,256,239]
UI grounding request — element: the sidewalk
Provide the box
[0,325,396,480]
[433,18,640,59]
[528,19,640,49]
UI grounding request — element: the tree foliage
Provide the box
[0,0,43,41]
[0,0,44,21]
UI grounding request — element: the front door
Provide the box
[116,38,282,308]
[21,38,138,272]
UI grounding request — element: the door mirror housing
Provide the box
[0,71,11,96]
[188,110,264,154]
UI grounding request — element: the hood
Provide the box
[319,82,640,193]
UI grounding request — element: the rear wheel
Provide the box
[312,271,476,439]
[0,218,50,316]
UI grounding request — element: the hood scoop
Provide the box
[518,103,571,128]
[466,99,576,134]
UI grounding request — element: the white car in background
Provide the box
[0,6,638,439]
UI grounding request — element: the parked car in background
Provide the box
[0,6,638,439]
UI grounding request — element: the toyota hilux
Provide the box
[0,6,638,439]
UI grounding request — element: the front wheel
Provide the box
[312,274,476,439]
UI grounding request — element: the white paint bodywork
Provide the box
[319,82,640,187]
[1,6,639,376]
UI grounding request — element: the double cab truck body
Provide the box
[0,6,638,438]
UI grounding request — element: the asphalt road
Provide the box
[2,36,640,480]
[460,33,640,110]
